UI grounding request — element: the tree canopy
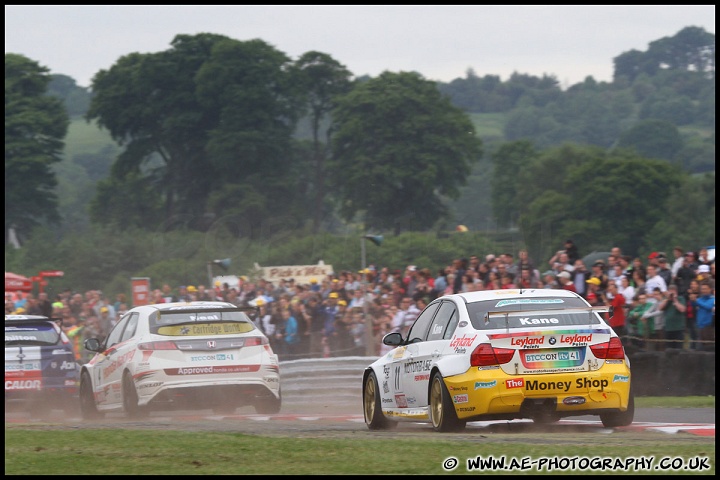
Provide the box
[327,71,483,234]
[5,53,68,241]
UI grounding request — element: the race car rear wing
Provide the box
[484,306,611,331]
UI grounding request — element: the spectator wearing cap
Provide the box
[585,277,602,306]
[556,271,576,293]
[98,305,116,335]
[403,265,420,297]
[696,264,714,291]
[322,293,341,355]
[186,285,198,301]
[590,260,609,290]
[328,278,349,303]
[541,270,558,289]
[308,277,321,293]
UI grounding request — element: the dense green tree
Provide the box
[47,74,92,117]
[87,34,307,235]
[291,51,353,232]
[516,145,683,260]
[617,119,683,161]
[328,71,483,234]
[490,140,539,227]
[5,53,69,243]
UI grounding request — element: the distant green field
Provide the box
[63,117,118,160]
[468,112,509,139]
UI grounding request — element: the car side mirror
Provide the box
[382,332,403,346]
[84,338,102,352]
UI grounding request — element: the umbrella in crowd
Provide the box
[5,272,33,292]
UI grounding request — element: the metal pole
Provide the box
[207,262,213,288]
[361,236,367,271]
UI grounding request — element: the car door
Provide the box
[92,316,131,408]
[397,301,441,409]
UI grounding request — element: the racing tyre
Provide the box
[255,389,282,414]
[429,372,466,432]
[600,388,635,428]
[122,371,147,418]
[79,371,103,420]
[363,371,397,430]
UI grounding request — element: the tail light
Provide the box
[589,337,625,359]
[244,337,269,347]
[470,343,514,366]
[138,341,178,350]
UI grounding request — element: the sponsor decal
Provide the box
[519,317,559,325]
[432,324,443,334]
[392,346,407,360]
[510,337,543,347]
[382,380,389,394]
[523,378,609,392]
[5,380,42,390]
[5,335,37,341]
[263,376,279,383]
[138,382,163,390]
[548,337,557,345]
[165,364,261,375]
[506,378,524,389]
[449,334,477,347]
[448,385,468,391]
[59,361,76,370]
[189,354,235,362]
[157,322,254,336]
[383,365,390,379]
[141,351,154,363]
[495,299,565,307]
[395,394,408,408]
[406,396,417,405]
[521,348,585,369]
[414,374,430,381]
[605,359,623,364]
[458,406,476,412]
[563,396,586,405]
[560,334,592,346]
[5,362,40,372]
[453,394,469,404]
[612,374,630,383]
[477,365,500,371]
[458,321,468,328]
[102,350,136,378]
[454,347,467,354]
[474,380,497,389]
[403,360,431,374]
[382,397,393,404]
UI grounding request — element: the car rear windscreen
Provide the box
[149,310,256,336]
[5,323,61,345]
[467,297,603,330]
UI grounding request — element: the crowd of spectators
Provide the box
[6,243,715,361]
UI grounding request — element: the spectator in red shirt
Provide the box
[603,281,627,337]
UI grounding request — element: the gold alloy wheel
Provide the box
[364,375,376,422]
[430,376,443,427]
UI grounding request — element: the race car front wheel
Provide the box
[363,371,397,430]
[429,372,466,432]
[79,371,103,420]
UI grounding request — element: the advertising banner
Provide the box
[252,261,333,286]
[131,277,151,306]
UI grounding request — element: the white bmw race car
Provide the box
[363,289,633,432]
[79,301,280,418]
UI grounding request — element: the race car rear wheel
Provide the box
[79,371,103,420]
[254,389,281,414]
[429,372,466,432]
[363,371,397,430]
[122,371,147,418]
[600,388,635,428]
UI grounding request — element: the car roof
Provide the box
[129,301,241,314]
[450,288,582,304]
[5,314,53,322]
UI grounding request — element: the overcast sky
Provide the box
[5,5,716,89]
